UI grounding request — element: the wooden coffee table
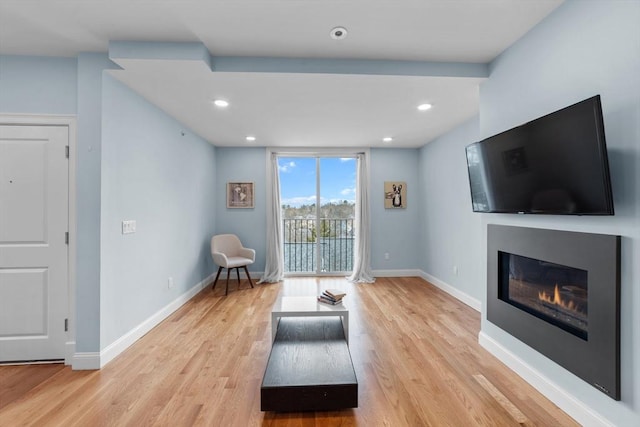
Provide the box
[271,296,349,343]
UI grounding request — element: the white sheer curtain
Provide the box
[259,153,284,283]
[347,153,375,283]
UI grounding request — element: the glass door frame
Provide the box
[273,148,360,277]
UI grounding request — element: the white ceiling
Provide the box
[0,0,564,148]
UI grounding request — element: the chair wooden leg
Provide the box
[212,266,223,291]
[244,266,254,288]
[216,267,252,294]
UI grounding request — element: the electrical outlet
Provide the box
[453,265,459,276]
[384,252,390,260]
[168,277,174,289]
[122,220,136,234]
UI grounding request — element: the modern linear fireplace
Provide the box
[487,225,620,400]
[499,252,589,340]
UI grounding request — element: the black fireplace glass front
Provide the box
[498,251,588,340]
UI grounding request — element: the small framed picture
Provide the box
[227,182,254,208]
[384,181,406,209]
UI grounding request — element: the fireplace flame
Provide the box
[538,284,579,312]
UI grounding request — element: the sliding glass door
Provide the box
[279,156,356,275]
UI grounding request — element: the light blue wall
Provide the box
[369,148,421,270]
[214,147,267,272]
[418,117,483,301]
[100,75,217,348]
[75,53,118,352]
[477,1,640,425]
[0,55,77,114]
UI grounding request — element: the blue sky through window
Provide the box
[279,157,356,207]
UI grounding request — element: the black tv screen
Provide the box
[465,95,614,215]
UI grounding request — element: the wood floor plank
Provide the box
[473,374,529,424]
[0,277,579,426]
[0,364,65,410]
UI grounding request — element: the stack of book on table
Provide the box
[318,289,346,305]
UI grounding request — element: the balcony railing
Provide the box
[283,218,354,273]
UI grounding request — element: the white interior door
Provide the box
[0,124,69,362]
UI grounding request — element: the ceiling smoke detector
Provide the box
[330,27,348,40]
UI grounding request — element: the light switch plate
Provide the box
[122,220,136,234]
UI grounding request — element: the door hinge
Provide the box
[65,145,69,158]
[64,318,68,332]
[65,232,69,244]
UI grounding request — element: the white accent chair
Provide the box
[211,234,256,295]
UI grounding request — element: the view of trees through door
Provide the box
[279,157,356,274]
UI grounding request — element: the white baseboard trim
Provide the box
[479,331,613,427]
[71,352,101,370]
[418,271,482,312]
[71,272,216,370]
[372,269,423,277]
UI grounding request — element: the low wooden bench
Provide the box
[261,316,358,412]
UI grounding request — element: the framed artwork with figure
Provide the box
[227,182,254,208]
[384,181,406,209]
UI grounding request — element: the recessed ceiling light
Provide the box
[383,137,393,143]
[330,27,348,40]
[417,103,432,111]
[213,99,229,108]
[246,136,256,142]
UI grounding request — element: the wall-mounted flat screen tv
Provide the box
[465,95,614,215]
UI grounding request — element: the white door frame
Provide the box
[0,114,77,365]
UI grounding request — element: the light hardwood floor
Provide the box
[0,277,578,426]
